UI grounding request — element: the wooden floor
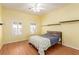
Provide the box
[0,40,79,55]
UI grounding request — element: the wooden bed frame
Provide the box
[47,31,62,44]
[29,31,62,55]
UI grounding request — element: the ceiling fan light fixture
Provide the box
[29,3,44,13]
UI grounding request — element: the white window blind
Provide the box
[12,22,22,35]
[30,23,36,34]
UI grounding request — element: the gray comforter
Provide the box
[42,34,59,45]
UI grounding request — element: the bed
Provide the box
[29,31,62,55]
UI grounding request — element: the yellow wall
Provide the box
[42,4,79,50]
[0,4,2,49]
[61,22,79,50]
[42,25,61,34]
[0,4,2,18]
[2,7,41,44]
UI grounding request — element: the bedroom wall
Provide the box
[2,6,41,44]
[0,4,2,49]
[42,25,61,34]
[41,4,79,50]
[61,22,79,50]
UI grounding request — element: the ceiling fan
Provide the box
[28,3,45,13]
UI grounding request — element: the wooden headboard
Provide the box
[47,31,62,44]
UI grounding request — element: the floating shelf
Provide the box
[60,20,79,23]
[43,20,79,26]
[43,23,60,26]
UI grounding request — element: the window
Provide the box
[30,23,36,34]
[12,22,22,35]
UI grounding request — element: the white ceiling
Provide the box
[2,3,66,15]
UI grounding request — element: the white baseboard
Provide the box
[62,43,79,50]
